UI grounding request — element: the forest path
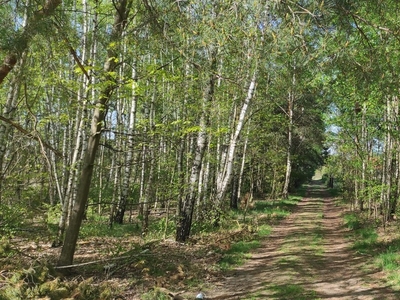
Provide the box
[203,181,400,299]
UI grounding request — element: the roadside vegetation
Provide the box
[343,210,400,290]
[0,193,303,299]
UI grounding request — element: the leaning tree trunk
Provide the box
[215,71,256,208]
[58,0,131,266]
[0,57,25,203]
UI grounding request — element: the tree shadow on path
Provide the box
[204,180,400,300]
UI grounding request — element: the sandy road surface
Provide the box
[204,182,399,300]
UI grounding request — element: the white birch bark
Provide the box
[57,0,91,242]
[215,71,257,205]
[140,77,157,232]
[380,96,393,224]
[237,124,250,201]
[45,88,63,205]
[282,70,296,199]
[59,0,131,266]
[176,48,217,242]
[360,102,367,211]
[114,64,137,223]
[0,60,23,203]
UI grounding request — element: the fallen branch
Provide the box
[54,249,150,269]
[157,287,186,300]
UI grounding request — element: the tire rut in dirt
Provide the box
[203,182,400,299]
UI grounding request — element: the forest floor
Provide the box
[197,181,400,300]
[2,181,400,299]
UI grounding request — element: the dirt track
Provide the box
[204,182,400,299]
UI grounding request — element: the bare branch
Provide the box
[0,115,62,157]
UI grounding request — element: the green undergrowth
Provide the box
[216,194,302,271]
[1,190,305,299]
[377,242,400,288]
[267,284,321,300]
[343,211,400,289]
[0,203,38,237]
[327,186,341,197]
[218,240,261,271]
[245,283,321,300]
[253,195,303,219]
[0,263,121,300]
[343,212,378,255]
[141,288,171,300]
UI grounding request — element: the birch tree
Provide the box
[176,46,217,242]
[58,0,132,266]
[113,65,138,224]
[215,72,257,207]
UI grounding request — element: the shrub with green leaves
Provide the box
[0,204,28,237]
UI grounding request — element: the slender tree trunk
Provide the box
[139,80,154,234]
[237,125,250,201]
[46,87,63,206]
[58,0,131,266]
[175,49,217,242]
[142,150,155,234]
[390,96,399,217]
[381,97,393,225]
[0,58,24,203]
[282,71,295,199]
[215,71,256,206]
[360,102,367,211]
[56,0,91,242]
[114,64,137,224]
[98,145,104,215]
[109,147,122,228]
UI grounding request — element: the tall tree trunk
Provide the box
[139,81,154,233]
[175,48,217,243]
[58,0,131,266]
[360,102,367,211]
[215,71,256,207]
[56,0,92,242]
[114,64,137,224]
[390,96,399,217]
[381,97,393,225]
[237,125,250,204]
[282,70,296,199]
[0,58,25,203]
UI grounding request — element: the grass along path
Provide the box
[203,181,400,300]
